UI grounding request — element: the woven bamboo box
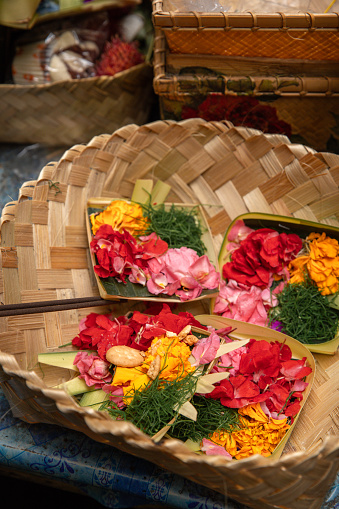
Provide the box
[153,29,339,152]
[152,0,339,61]
[0,119,338,509]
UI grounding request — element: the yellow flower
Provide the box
[111,335,195,405]
[208,403,290,459]
[144,336,194,382]
[90,200,148,235]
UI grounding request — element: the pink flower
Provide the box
[146,272,180,296]
[226,220,254,253]
[213,280,268,326]
[159,247,200,283]
[189,255,220,289]
[191,331,220,365]
[129,266,148,286]
[227,220,254,243]
[146,247,219,301]
[175,284,202,302]
[201,438,232,458]
[216,346,248,375]
[102,384,125,408]
[74,351,112,388]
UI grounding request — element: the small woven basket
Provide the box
[0,63,154,146]
[0,119,339,509]
[152,0,339,60]
[153,29,339,152]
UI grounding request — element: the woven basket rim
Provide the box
[152,0,339,29]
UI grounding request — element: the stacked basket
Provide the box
[0,0,155,146]
[0,119,338,509]
[152,0,339,152]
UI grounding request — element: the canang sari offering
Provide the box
[38,306,315,460]
[213,213,339,354]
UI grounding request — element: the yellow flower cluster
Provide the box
[90,200,148,236]
[209,403,290,459]
[111,335,195,404]
[289,232,339,295]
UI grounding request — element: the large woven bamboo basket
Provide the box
[0,119,339,509]
[152,0,339,60]
[0,63,154,146]
[153,29,339,152]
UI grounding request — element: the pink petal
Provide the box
[201,438,232,458]
[227,220,253,243]
[191,331,220,365]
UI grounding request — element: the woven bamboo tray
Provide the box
[152,0,339,60]
[0,63,154,146]
[153,29,339,152]
[0,119,339,509]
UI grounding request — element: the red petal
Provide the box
[280,358,312,380]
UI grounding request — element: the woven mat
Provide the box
[0,119,338,509]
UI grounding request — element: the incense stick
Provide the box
[0,297,112,317]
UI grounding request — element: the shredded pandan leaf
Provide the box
[140,202,207,257]
[101,370,199,437]
[269,281,339,344]
[168,395,240,443]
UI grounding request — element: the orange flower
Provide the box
[90,200,148,236]
[111,335,195,404]
[288,255,309,285]
[208,402,290,459]
[288,232,339,295]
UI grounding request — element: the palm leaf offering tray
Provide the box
[0,120,338,509]
[213,213,339,355]
[86,180,219,303]
[37,310,314,460]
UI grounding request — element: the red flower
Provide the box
[90,225,146,282]
[223,228,302,288]
[72,312,134,360]
[239,339,281,379]
[95,36,144,77]
[181,95,292,137]
[139,232,168,259]
[208,338,310,418]
[127,303,207,350]
[280,358,313,381]
[209,374,269,408]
